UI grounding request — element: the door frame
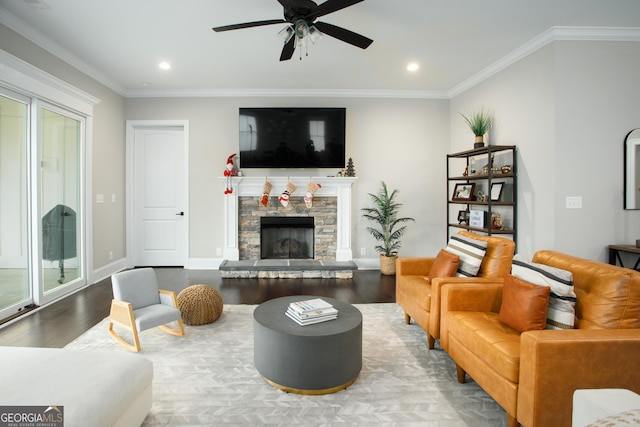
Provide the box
[125,120,189,268]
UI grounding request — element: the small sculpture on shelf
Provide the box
[491,212,503,230]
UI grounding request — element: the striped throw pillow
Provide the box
[445,234,488,277]
[511,254,577,330]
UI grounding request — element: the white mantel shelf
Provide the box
[219,176,357,262]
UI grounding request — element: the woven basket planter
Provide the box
[177,284,224,325]
[379,254,398,276]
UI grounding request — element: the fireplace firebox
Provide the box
[260,217,314,260]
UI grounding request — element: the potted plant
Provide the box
[459,107,494,148]
[361,181,414,275]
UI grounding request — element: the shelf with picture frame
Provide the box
[446,145,517,247]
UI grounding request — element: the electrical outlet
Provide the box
[216,248,222,256]
[360,247,366,256]
[108,250,113,260]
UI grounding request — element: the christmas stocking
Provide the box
[260,180,272,207]
[304,182,321,208]
[279,181,297,207]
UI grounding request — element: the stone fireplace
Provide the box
[221,176,357,262]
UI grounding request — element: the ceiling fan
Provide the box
[212,0,373,61]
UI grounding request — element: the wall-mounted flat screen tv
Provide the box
[239,107,346,168]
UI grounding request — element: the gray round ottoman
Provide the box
[253,295,362,395]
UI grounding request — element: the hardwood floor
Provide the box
[0,269,396,348]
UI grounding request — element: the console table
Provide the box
[608,245,640,271]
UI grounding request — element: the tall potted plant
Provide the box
[459,107,494,148]
[361,181,414,275]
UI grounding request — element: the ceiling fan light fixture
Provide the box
[278,25,294,43]
[308,25,323,44]
[294,20,309,39]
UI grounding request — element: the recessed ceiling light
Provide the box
[407,62,419,72]
[140,82,152,86]
[158,62,171,70]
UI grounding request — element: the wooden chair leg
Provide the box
[404,313,411,324]
[507,413,519,427]
[159,319,185,336]
[456,364,466,383]
[427,334,435,350]
[108,320,141,352]
[107,299,141,352]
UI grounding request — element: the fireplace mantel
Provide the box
[220,176,357,261]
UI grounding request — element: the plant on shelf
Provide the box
[361,181,414,275]
[459,107,494,148]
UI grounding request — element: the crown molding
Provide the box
[448,26,640,98]
[0,8,126,96]
[0,49,100,114]
[124,88,450,99]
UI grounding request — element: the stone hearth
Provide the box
[219,259,357,279]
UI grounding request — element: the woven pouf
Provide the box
[177,284,224,325]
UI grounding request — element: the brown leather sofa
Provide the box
[396,230,515,349]
[441,250,640,427]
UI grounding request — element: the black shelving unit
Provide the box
[446,145,517,247]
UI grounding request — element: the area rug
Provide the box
[66,303,507,426]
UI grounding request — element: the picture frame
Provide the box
[490,182,504,201]
[452,183,475,201]
[469,210,485,228]
[457,210,469,224]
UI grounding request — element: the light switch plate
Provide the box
[566,196,582,209]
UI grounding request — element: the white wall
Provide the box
[125,97,450,263]
[452,40,640,261]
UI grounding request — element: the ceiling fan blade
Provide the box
[309,0,365,20]
[279,36,296,61]
[314,21,373,49]
[213,19,287,32]
[276,0,297,9]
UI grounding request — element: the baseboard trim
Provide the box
[92,258,127,284]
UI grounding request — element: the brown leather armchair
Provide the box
[396,230,515,349]
[441,250,640,427]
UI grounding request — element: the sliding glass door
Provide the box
[40,106,83,300]
[0,90,86,321]
[0,92,31,319]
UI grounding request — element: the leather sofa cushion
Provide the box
[512,254,576,329]
[429,249,459,280]
[449,311,521,383]
[398,276,431,312]
[498,274,550,333]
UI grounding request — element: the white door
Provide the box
[133,127,187,266]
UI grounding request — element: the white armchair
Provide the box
[108,268,184,352]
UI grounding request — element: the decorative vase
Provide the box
[474,135,484,149]
[379,254,398,275]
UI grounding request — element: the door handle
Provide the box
[176,211,184,216]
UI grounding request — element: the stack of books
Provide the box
[286,298,338,326]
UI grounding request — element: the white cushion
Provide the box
[445,233,488,277]
[511,254,577,330]
[0,347,152,426]
[573,389,640,427]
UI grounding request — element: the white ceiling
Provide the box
[1,0,639,98]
